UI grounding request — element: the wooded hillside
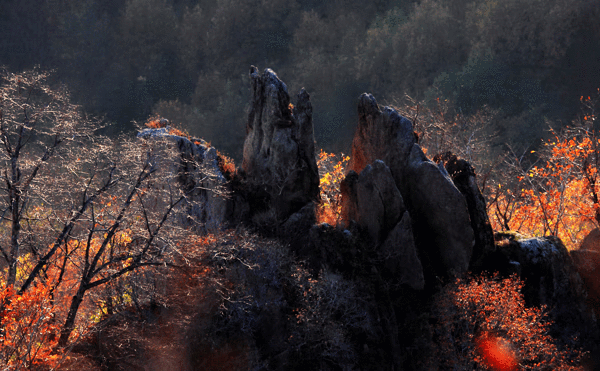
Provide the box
[1,0,598,160]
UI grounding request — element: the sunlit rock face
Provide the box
[241,66,319,221]
[348,93,415,184]
[345,93,474,283]
[137,127,229,233]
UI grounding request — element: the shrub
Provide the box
[432,274,583,370]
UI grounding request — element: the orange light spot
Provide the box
[475,333,518,371]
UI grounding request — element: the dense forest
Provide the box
[1,0,599,160]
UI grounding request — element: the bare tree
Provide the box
[0,68,215,357]
[0,67,97,287]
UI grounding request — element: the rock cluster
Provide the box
[343,93,475,286]
[139,67,599,369]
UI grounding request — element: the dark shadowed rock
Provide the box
[341,160,405,245]
[306,223,359,274]
[573,229,600,319]
[379,212,425,290]
[404,145,474,278]
[494,232,597,342]
[435,152,495,270]
[241,66,319,222]
[280,202,317,255]
[571,249,600,319]
[340,170,359,228]
[340,160,424,289]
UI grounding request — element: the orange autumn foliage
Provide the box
[145,116,193,140]
[491,132,599,250]
[216,150,236,178]
[0,283,62,369]
[434,274,583,370]
[490,93,600,249]
[316,149,349,225]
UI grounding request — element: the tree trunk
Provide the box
[6,190,21,287]
[58,283,87,347]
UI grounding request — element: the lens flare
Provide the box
[475,333,518,371]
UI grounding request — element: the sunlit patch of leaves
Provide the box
[433,273,584,370]
[489,91,600,250]
[316,150,349,225]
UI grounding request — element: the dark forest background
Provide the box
[1,0,599,161]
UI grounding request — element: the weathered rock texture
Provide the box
[341,160,405,246]
[435,152,495,270]
[341,160,424,290]
[345,93,474,282]
[348,93,416,186]
[137,127,228,233]
[404,145,474,278]
[241,66,319,221]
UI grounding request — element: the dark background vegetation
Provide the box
[1,0,599,160]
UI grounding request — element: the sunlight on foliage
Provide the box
[217,150,236,178]
[0,283,63,369]
[316,149,349,225]
[145,116,194,140]
[490,92,600,250]
[433,274,583,370]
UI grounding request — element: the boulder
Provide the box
[403,145,474,279]
[137,127,229,233]
[435,152,495,270]
[379,212,425,290]
[341,160,405,245]
[494,232,597,341]
[572,228,600,319]
[241,66,319,222]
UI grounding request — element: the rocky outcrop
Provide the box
[137,127,229,233]
[241,66,319,222]
[345,93,474,282]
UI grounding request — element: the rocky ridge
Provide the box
[136,67,599,370]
